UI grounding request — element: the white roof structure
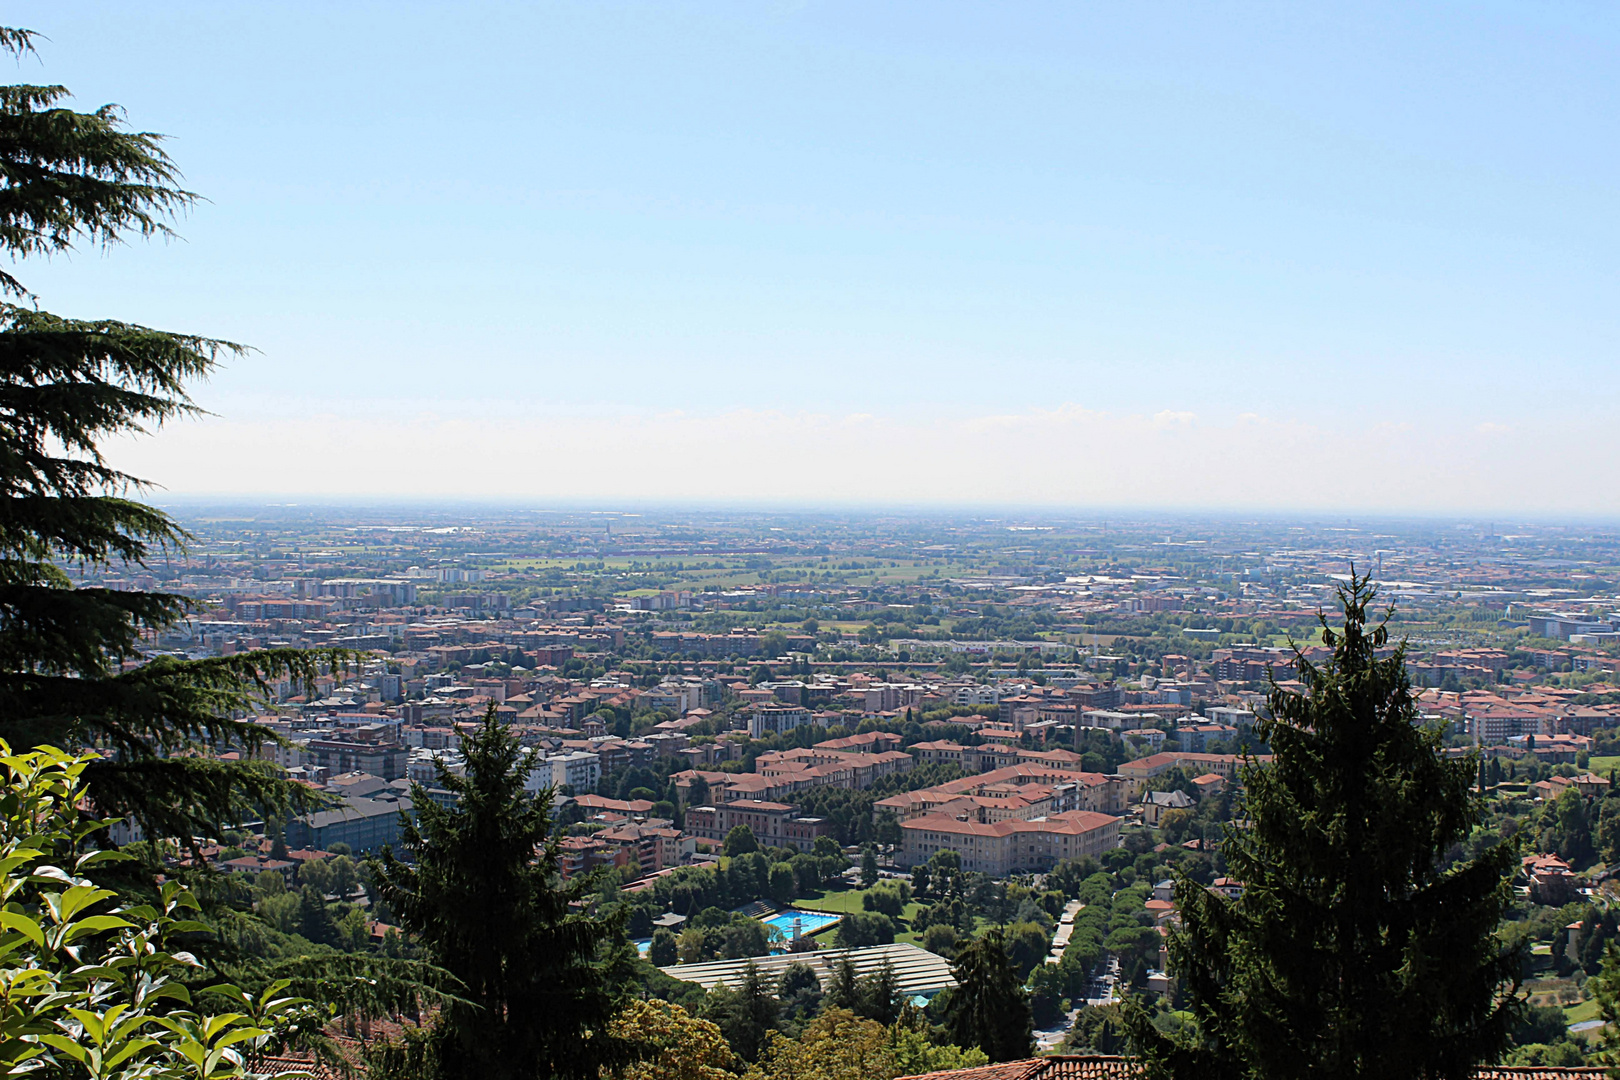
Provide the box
[659,942,957,997]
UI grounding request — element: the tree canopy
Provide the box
[1131,574,1519,1080]
[941,928,1034,1063]
[372,706,633,1080]
[0,25,345,843]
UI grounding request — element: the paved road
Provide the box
[1083,954,1121,1006]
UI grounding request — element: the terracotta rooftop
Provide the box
[896,1057,1609,1080]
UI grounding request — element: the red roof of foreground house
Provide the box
[896,1058,1608,1080]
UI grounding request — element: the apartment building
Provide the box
[814,731,905,754]
[863,683,929,713]
[948,683,1001,707]
[746,704,813,739]
[899,810,1121,875]
[305,727,408,781]
[1203,706,1256,731]
[754,746,915,791]
[558,835,631,879]
[596,821,694,877]
[907,741,1088,776]
[1174,723,1239,752]
[1080,710,1136,731]
[684,799,833,853]
[549,750,601,792]
[1117,751,1269,789]
[875,763,1128,821]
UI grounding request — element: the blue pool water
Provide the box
[760,909,842,940]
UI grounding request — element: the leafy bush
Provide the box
[861,885,906,918]
[649,927,678,966]
[834,911,895,949]
[0,741,319,1080]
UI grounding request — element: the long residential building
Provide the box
[1116,751,1270,787]
[673,768,798,806]
[899,809,1122,875]
[754,746,915,790]
[875,763,1130,821]
[684,799,833,853]
[907,740,1089,774]
[284,794,412,853]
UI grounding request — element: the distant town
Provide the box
[85,505,1620,1056]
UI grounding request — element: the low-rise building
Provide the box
[1141,788,1195,825]
[285,793,412,853]
[1174,723,1239,752]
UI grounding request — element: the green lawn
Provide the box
[791,886,1001,949]
[1565,997,1602,1025]
[792,887,931,944]
[1588,756,1620,774]
[792,889,875,915]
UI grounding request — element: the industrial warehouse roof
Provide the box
[293,794,411,829]
[659,942,956,996]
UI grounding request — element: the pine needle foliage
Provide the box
[1130,574,1520,1080]
[941,928,1034,1063]
[0,26,347,842]
[0,28,193,298]
[371,706,634,1080]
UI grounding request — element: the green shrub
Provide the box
[0,741,319,1080]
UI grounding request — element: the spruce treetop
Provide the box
[1132,573,1519,1080]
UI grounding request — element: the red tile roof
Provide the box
[898,1058,1608,1080]
[900,1062,1607,1075]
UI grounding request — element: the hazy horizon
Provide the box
[11,3,1620,513]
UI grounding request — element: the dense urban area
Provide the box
[98,505,1620,1068]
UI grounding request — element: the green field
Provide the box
[1565,996,1603,1025]
[1589,756,1620,774]
[791,887,996,948]
[792,888,875,915]
[488,554,976,594]
[792,887,930,944]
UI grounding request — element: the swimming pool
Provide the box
[759,909,842,942]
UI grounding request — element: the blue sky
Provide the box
[9,3,1620,510]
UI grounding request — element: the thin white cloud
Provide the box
[104,402,1612,515]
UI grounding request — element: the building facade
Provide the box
[899,810,1121,875]
[684,799,833,853]
[284,795,412,853]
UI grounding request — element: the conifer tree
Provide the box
[859,958,902,1026]
[861,842,880,887]
[372,706,633,1080]
[942,928,1034,1063]
[1130,575,1519,1080]
[0,26,342,842]
[701,961,781,1064]
[824,955,862,1013]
